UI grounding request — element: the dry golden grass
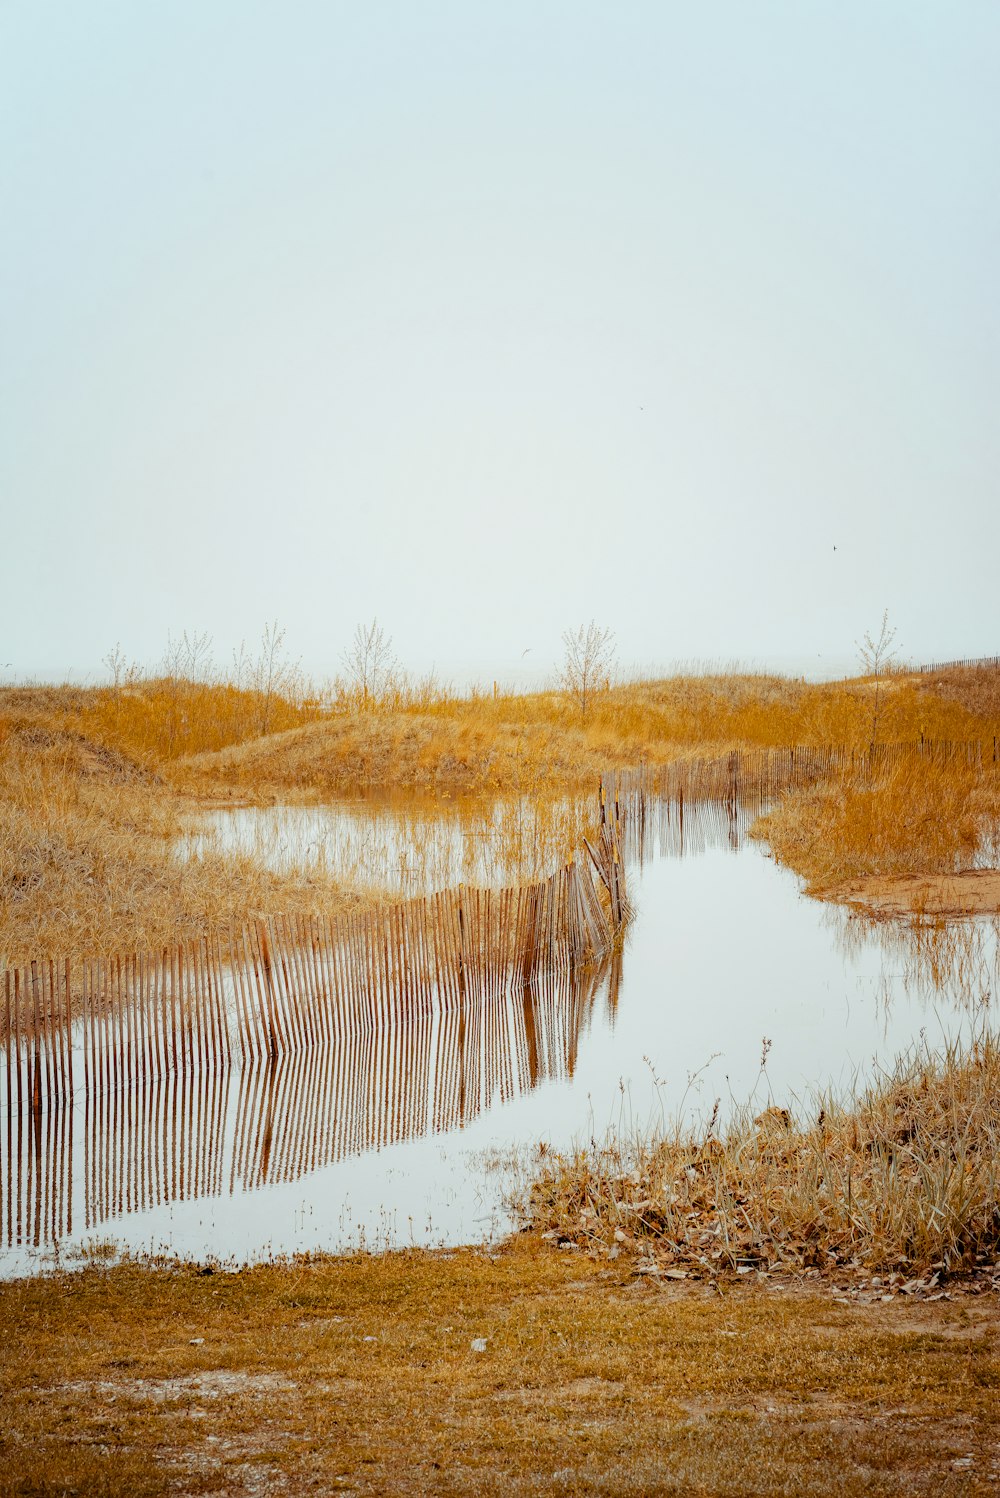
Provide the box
[79,675,323,763]
[170,710,620,799]
[757,754,1000,894]
[2,1238,996,1496]
[523,1034,1000,1282]
[0,723,369,964]
[168,668,1000,802]
[921,663,1000,727]
[4,663,1000,960]
[7,664,999,799]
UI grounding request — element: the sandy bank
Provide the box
[832,867,1000,918]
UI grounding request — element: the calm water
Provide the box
[2,800,996,1276]
[176,794,595,894]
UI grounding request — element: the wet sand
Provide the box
[833,867,1000,918]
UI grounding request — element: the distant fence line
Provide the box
[919,655,1000,675]
[2,737,996,1117]
[603,736,994,819]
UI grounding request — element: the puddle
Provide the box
[2,798,997,1275]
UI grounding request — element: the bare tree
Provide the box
[560,621,616,718]
[250,620,300,735]
[857,609,899,746]
[161,629,214,755]
[163,628,214,681]
[102,642,142,727]
[342,618,397,708]
[103,642,128,694]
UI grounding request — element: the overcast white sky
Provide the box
[2,2,998,688]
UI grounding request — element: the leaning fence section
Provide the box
[2,738,995,1116]
[0,795,624,1113]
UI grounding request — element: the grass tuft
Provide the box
[521,1032,1000,1277]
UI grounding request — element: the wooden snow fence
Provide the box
[919,655,1000,675]
[603,737,992,827]
[5,737,990,1116]
[2,957,617,1251]
[1,814,624,1113]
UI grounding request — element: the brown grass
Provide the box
[81,676,324,763]
[0,723,369,964]
[1,1238,996,1496]
[7,665,999,800]
[170,710,620,799]
[757,754,1000,894]
[166,668,1000,805]
[4,664,1000,959]
[168,670,997,798]
[522,1033,1000,1282]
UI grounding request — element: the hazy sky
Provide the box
[2,2,998,686]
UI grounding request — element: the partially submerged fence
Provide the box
[2,738,995,1117]
[604,737,992,826]
[1,791,625,1114]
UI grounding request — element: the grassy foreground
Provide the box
[3,1239,998,1497]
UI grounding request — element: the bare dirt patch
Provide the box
[832,868,1000,917]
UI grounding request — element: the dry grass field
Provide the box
[525,1034,1000,1282]
[2,1239,997,1497]
[3,664,1000,961]
[0,706,371,963]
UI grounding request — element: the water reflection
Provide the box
[830,906,1000,1011]
[2,794,995,1271]
[178,793,598,895]
[1,962,616,1252]
[620,791,764,863]
[180,789,765,897]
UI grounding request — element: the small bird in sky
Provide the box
[521,648,531,658]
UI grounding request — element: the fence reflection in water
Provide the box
[1,957,618,1250]
[1,853,616,1110]
[0,789,827,1252]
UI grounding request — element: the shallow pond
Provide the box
[176,794,595,894]
[2,798,996,1276]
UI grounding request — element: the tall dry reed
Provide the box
[757,751,1000,890]
[522,1030,1000,1276]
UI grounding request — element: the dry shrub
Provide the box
[80,677,321,764]
[757,754,1000,889]
[523,1032,1000,1276]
